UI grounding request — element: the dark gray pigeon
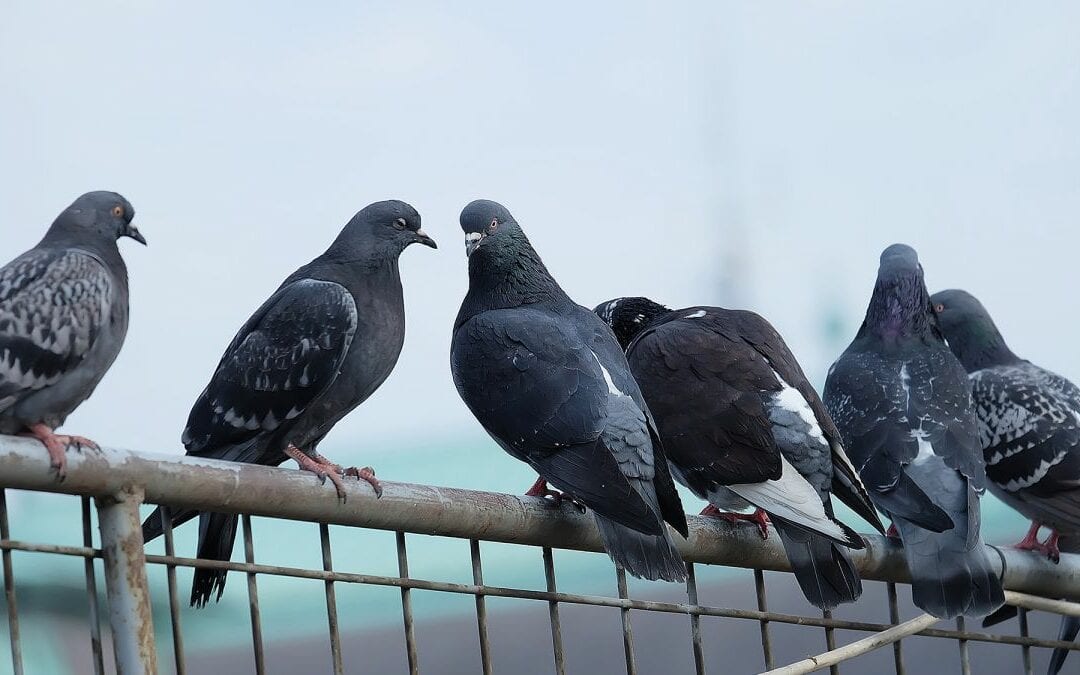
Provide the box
[451,200,688,582]
[0,191,145,479]
[142,200,435,607]
[595,297,882,609]
[823,244,1004,619]
[932,288,1080,673]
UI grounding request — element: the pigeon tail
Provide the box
[190,511,240,608]
[593,513,686,582]
[1049,616,1080,675]
[893,514,1004,619]
[774,519,862,610]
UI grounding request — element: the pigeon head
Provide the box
[860,243,939,342]
[331,200,436,259]
[459,199,521,258]
[594,297,669,349]
[48,191,145,247]
[930,289,1018,370]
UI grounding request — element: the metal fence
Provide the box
[1,435,1079,675]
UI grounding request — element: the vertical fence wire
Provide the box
[81,498,105,675]
[754,569,773,671]
[242,515,266,675]
[887,582,904,675]
[396,531,419,675]
[0,490,22,675]
[822,609,839,675]
[615,568,637,675]
[469,539,493,675]
[542,547,567,675]
[159,507,185,675]
[1018,608,1033,675]
[685,563,706,675]
[956,616,971,675]
[320,524,344,675]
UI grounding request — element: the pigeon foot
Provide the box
[22,423,100,482]
[344,466,383,498]
[524,478,585,513]
[886,523,899,539]
[1014,523,1060,562]
[701,506,771,540]
[285,445,349,502]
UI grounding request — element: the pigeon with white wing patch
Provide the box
[596,297,880,609]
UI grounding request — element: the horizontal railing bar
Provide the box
[1,439,1077,602]
[2,536,1075,652]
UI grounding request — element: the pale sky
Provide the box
[2,2,1078,465]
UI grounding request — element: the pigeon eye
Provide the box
[111,205,124,218]
[488,218,499,233]
[393,218,406,231]
[934,303,945,313]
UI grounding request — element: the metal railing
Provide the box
[1,435,1079,674]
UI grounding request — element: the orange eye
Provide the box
[112,205,124,218]
[489,218,499,233]
[934,303,945,313]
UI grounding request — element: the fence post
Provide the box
[97,487,158,675]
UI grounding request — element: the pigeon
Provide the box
[932,288,1080,673]
[451,200,688,582]
[0,191,145,479]
[595,297,881,609]
[142,200,435,607]
[823,244,1004,619]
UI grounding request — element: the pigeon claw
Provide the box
[704,507,772,540]
[345,466,382,498]
[285,445,350,503]
[1013,523,1061,563]
[23,424,100,482]
[523,478,584,512]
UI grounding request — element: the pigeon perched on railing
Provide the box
[451,200,688,582]
[595,296,882,609]
[0,191,145,480]
[142,200,435,607]
[823,244,1004,619]
[932,288,1080,673]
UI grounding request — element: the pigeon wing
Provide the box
[182,279,357,455]
[0,248,114,407]
[451,308,661,534]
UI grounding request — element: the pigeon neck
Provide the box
[457,233,569,325]
[946,319,1020,371]
[857,274,939,345]
[39,228,124,269]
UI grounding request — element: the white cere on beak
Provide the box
[465,232,483,243]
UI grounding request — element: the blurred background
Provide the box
[1,1,1078,673]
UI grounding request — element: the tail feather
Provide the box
[190,512,240,608]
[893,515,1004,619]
[594,513,686,582]
[1049,616,1080,675]
[774,519,862,610]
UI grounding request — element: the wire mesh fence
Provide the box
[1,436,1079,675]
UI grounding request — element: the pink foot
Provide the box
[22,423,100,481]
[284,445,349,502]
[524,477,584,512]
[701,506,771,540]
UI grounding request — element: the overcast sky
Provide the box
[2,2,1078,463]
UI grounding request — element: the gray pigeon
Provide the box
[451,200,689,582]
[0,191,145,479]
[142,200,435,607]
[932,288,1080,673]
[595,297,881,609]
[823,244,1004,619]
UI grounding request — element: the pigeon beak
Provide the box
[124,225,147,246]
[465,232,485,257]
[413,229,437,249]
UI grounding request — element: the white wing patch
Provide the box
[726,456,847,542]
[591,349,628,398]
[684,310,707,319]
[772,373,826,443]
